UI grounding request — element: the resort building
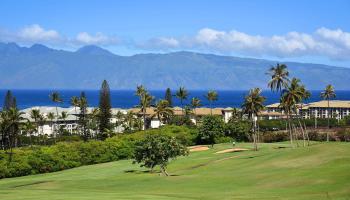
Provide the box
[19,100,350,137]
[265,100,350,120]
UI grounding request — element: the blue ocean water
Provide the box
[1,90,350,110]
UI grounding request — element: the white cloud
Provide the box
[75,32,118,45]
[17,24,62,42]
[142,28,350,60]
[0,24,118,46]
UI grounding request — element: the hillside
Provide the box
[1,42,350,90]
[0,142,349,200]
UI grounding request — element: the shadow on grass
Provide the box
[124,169,152,174]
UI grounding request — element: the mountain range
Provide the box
[0,42,349,90]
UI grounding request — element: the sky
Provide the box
[1,0,350,67]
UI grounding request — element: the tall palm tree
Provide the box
[280,78,304,147]
[191,97,201,125]
[205,90,218,115]
[321,84,336,142]
[300,85,311,146]
[22,120,36,147]
[267,63,290,92]
[70,96,79,121]
[5,108,24,161]
[136,85,146,97]
[242,88,265,151]
[176,87,188,115]
[154,100,173,125]
[49,91,62,140]
[30,109,41,135]
[139,91,154,130]
[47,112,55,138]
[123,111,136,131]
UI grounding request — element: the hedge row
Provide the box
[261,129,350,143]
[0,125,196,179]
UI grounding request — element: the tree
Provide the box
[198,115,225,147]
[176,87,188,114]
[133,134,188,176]
[22,120,36,147]
[299,85,311,146]
[242,88,266,151]
[3,90,16,111]
[78,92,89,140]
[49,91,62,140]
[205,90,218,115]
[47,112,55,140]
[321,84,336,142]
[4,108,24,161]
[267,63,290,92]
[136,85,154,130]
[280,78,304,147]
[190,97,201,125]
[98,80,112,140]
[165,88,173,107]
[29,109,41,135]
[154,100,173,125]
[70,96,80,121]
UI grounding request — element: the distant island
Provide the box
[0,42,350,90]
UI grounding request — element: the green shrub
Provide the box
[225,121,250,142]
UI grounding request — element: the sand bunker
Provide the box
[215,148,249,154]
[189,145,210,152]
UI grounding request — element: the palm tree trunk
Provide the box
[327,99,330,142]
[55,106,59,143]
[210,101,212,115]
[287,113,294,148]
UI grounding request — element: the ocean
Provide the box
[1,90,350,110]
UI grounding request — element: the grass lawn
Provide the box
[0,142,350,200]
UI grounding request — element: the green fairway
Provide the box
[0,142,349,200]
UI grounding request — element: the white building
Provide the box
[265,100,350,120]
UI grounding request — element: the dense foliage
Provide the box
[133,134,188,176]
[198,115,225,146]
[0,125,195,179]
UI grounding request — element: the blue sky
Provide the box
[1,0,350,67]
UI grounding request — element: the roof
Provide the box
[303,100,350,109]
[265,103,281,108]
[128,107,223,116]
[21,106,129,122]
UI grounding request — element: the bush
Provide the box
[0,125,197,179]
[198,116,225,146]
[225,121,250,142]
[261,132,289,143]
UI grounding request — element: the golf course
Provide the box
[0,142,349,200]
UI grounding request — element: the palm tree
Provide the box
[139,91,154,130]
[123,111,136,132]
[321,84,336,142]
[154,100,173,125]
[267,63,290,92]
[191,97,201,125]
[22,120,36,147]
[70,96,80,121]
[47,112,55,138]
[242,88,265,151]
[205,90,218,115]
[280,78,304,147]
[5,108,24,161]
[135,85,152,130]
[176,87,188,114]
[49,91,62,140]
[228,108,242,122]
[300,85,311,146]
[30,109,41,135]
